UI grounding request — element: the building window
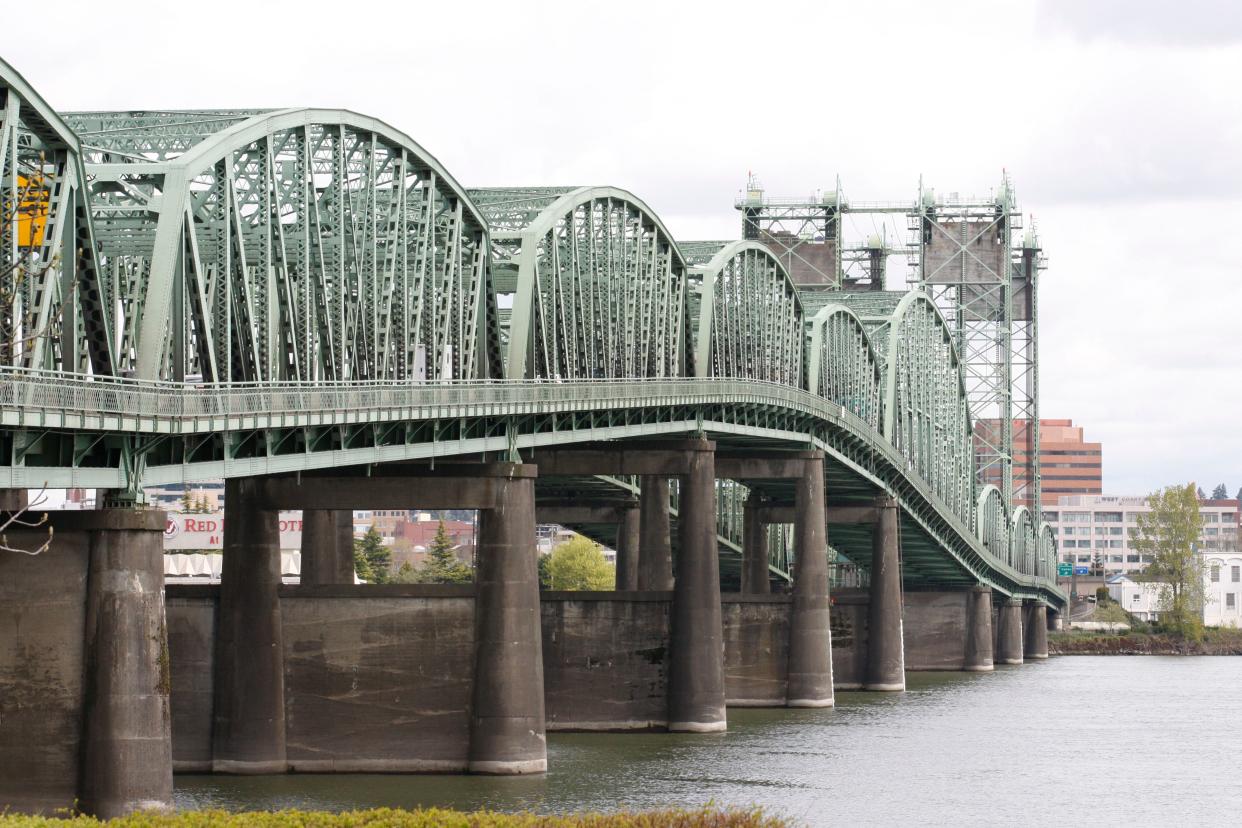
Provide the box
[1042,512,1059,523]
[1233,566,1240,583]
[1109,555,1123,563]
[1063,527,1076,536]
[1211,564,1221,583]
[1077,554,1092,563]
[1110,527,1123,536]
[1126,555,1140,563]
[1064,512,1091,523]
[1109,540,1124,549]
[1096,512,1123,523]
[1228,594,1237,610]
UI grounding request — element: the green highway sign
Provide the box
[1057,563,1073,577]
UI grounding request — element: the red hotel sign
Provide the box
[163,511,305,550]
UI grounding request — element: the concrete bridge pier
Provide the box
[668,441,727,732]
[865,497,905,691]
[994,596,1025,665]
[615,501,640,590]
[741,493,770,594]
[213,478,286,774]
[0,510,172,818]
[1024,602,1049,660]
[468,465,546,773]
[638,476,675,590]
[964,586,994,672]
[300,509,355,585]
[786,453,834,707]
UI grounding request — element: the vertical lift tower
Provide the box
[736,174,1043,510]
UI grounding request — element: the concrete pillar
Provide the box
[865,497,905,691]
[300,509,355,585]
[1047,607,1062,632]
[963,586,994,672]
[79,511,173,818]
[1024,602,1049,660]
[615,503,640,590]
[741,494,770,594]
[995,596,1024,665]
[667,441,726,732]
[786,454,833,707]
[0,488,27,510]
[638,476,674,590]
[468,464,546,774]
[213,478,286,773]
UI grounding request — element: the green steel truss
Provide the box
[0,64,1064,608]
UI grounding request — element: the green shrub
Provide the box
[0,806,787,828]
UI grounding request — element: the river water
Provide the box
[175,657,1242,826]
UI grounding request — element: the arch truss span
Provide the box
[882,292,974,528]
[681,240,804,386]
[1,58,113,375]
[1036,521,1056,581]
[807,303,883,433]
[1011,506,1036,577]
[79,108,500,383]
[976,484,1011,568]
[470,186,689,380]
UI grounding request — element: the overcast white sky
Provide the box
[7,0,1240,497]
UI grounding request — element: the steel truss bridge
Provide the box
[0,59,1064,608]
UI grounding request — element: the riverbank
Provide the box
[1,807,785,827]
[1051,629,1242,655]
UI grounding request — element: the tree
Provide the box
[1133,484,1205,640]
[412,520,473,584]
[1196,486,1207,500]
[1091,550,1104,577]
[353,526,391,583]
[1211,484,1228,501]
[541,535,615,591]
[1236,486,1242,504]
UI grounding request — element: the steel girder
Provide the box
[0,59,113,376]
[470,186,688,380]
[682,240,804,386]
[74,108,500,383]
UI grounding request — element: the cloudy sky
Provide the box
[7,0,1240,497]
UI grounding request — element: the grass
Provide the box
[0,807,788,828]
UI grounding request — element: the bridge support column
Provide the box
[638,477,674,591]
[0,489,27,510]
[79,512,173,819]
[787,453,833,707]
[865,497,905,691]
[995,596,1024,665]
[300,509,355,585]
[468,464,546,774]
[1047,607,1062,632]
[1024,602,1049,660]
[213,478,286,774]
[964,586,994,672]
[741,494,770,594]
[668,441,726,732]
[615,502,640,590]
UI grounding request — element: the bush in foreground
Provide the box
[0,807,787,828]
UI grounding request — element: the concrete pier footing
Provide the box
[213,478,287,774]
[667,442,726,732]
[865,498,905,691]
[300,509,355,585]
[468,464,547,774]
[995,596,1025,665]
[615,503,640,591]
[741,494,770,595]
[0,510,172,818]
[964,586,994,672]
[786,453,834,707]
[638,477,675,591]
[1024,602,1049,660]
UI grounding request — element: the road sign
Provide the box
[1057,563,1073,577]
[1074,566,1090,576]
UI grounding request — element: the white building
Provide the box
[1203,552,1242,628]
[1045,495,1239,577]
[1106,575,1163,621]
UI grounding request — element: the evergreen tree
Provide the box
[353,526,391,583]
[1196,486,1207,500]
[178,488,194,513]
[414,520,473,584]
[1090,550,1104,577]
[1211,483,1228,501]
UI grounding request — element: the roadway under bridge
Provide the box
[0,58,1063,818]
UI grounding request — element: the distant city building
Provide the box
[1045,495,1239,577]
[977,418,1101,508]
[1204,548,1242,627]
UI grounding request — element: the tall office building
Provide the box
[978,418,1102,508]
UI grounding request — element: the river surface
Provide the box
[176,657,1242,826]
